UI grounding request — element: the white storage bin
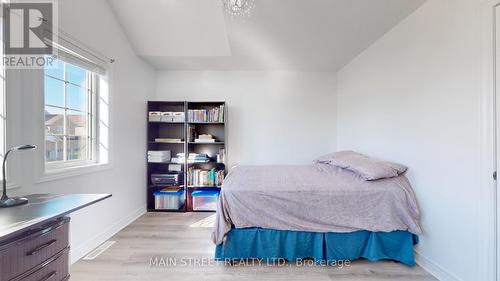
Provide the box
[192,190,219,211]
[161,112,173,122]
[149,111,162,122]
[172,112,185,122]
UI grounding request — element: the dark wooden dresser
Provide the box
[0,194,111,281]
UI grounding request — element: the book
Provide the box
[188,105,225,123]
[174,153,210,163]
[198,134,213,140]
[187,167,225,187]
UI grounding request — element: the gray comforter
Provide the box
[212,163,422,245]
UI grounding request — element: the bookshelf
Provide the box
[147,101,226,212]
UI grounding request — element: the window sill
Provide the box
[37,162,112,183]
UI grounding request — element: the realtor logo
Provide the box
[1,1,57,69]
[3,2,53,54]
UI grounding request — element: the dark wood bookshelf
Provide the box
[147,101,226,212]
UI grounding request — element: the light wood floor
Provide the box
[71,213,437,281]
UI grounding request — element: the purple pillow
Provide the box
[315,151,407,180]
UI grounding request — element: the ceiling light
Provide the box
[222,0,255,17]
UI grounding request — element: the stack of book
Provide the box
[147,150,171,163]
[187,168,225,187]
[188,153,210,163]
[188,104,224,123]
[194,134,216,143]
[148,150,170,163]
[174,153,210,163]
[170,154,183,164]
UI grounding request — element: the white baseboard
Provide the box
[415,250,462,281]
[69,205,146,264]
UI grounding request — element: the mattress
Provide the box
[212,163,422,245]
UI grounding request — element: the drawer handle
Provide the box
[39,271,57,281]
[26,239,57,256]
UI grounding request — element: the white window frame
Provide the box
[44,61,99,171]
[41,60,110,180]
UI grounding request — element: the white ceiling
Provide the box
[108,0,426,71]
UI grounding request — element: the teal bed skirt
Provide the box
[215,228,419,266]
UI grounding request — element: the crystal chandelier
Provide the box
[222,0,255,17]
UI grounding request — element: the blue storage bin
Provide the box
[153,189,185,210]
[192,190,220,211]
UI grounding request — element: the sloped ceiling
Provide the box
[108,0,426,71]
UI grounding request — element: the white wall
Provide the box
[4,1,484,279]
[155,71,337,166]
[8,0,156,263]
[336,0,483,280]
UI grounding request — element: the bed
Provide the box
[212,152,422,266]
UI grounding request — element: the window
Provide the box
[44,58,98,166]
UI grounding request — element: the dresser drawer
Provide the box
[16,248,69,281]
[0,218,70,281]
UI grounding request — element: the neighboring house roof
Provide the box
[45,111,87,142]
[45,113,86,127]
